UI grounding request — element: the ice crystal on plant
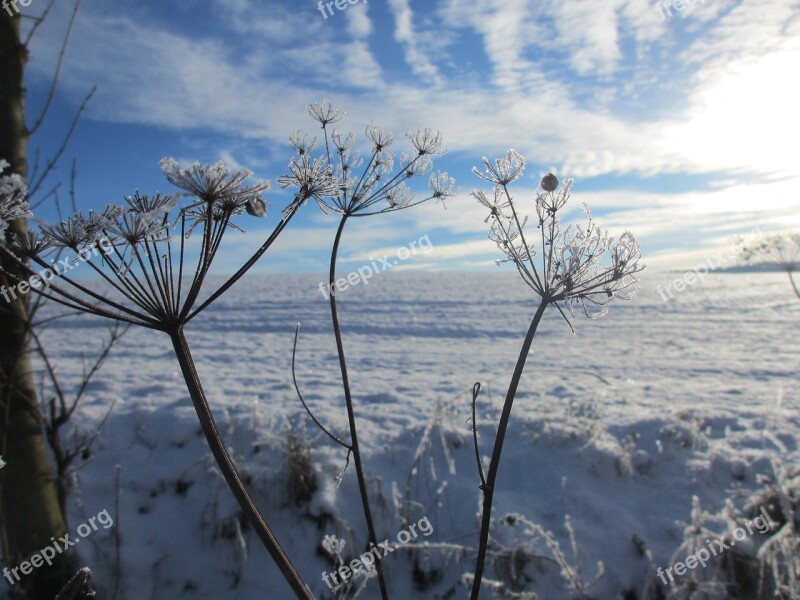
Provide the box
[429,172,456,207]
[307,98,345,127]
[160,158,270,206]
[409,128,446,156]
[0,157,280,327]
[472,149,525,186]
[289,130,319,156]
[280,99,453,217]
[40,211,104,250]
[473,155,644,327]
[0,159,31,241]
[321,534,346,558]
[277,155,340,215]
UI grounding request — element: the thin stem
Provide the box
[185,201,301,321]
[788,269,800,301]
[168,327,312,599]
[292,324,350,450]
[329,214,390,600]
[503,183,544,293]
[178,202,215,320]
[27,0,81,136]
[470,299,549,599]
[27,86,95,199]
[470,382,485,490]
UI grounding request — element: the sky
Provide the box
[20,0,800,275]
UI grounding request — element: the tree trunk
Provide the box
[1,12,75,598]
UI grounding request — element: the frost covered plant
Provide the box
[480,513,603,598]
[0,159,31,240]
[321,534,370,599]
[473,150,641,324]
[1,160,280,327]
[469,151,643,598]
[286,99,454,600]
[739,231,800,301]
[661,496,729,599]
[279,99,453,217]
[754,460,800,598]
[0,159,316,599]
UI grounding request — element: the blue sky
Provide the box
[21,0,800,274]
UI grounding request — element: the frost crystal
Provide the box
[279,101,452,217]
[472,149,525,185]
[0,160,31,240]
[473,154,644,327]
[160,157,270,206]
[321,534,346,558]
[277,155,340,214]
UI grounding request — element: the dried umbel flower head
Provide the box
[739,230,800,300]
[0,159,31,240]
[282,99,454,216]
[307,98,344,127]
[277,155,340,215]
[473,149,525,186]
[739,231,800,270]
[0,159,284,328]
[473,150,644,326]
[160,158,270,216]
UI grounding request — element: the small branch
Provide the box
[28,0,83,136]
[28,85,96,199]
[23,0,58,45]
[67,322,128,421]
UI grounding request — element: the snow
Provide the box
[8,270,799,599]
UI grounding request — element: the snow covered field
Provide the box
[10,270,800,599]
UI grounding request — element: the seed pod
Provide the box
[246,197,267,217]
[541,173,558,192]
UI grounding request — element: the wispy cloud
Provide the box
[387,0,442,84]
[22,0,800,270]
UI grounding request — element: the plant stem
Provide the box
[787,269,800,301]
[329,214,390,599]
[168,327,312,600]
[470,299,548,599]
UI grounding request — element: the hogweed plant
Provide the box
[468,150,643,598]
[0,159,319,599]
[286,99,455,600]
[739,231,800,301]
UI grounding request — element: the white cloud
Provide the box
[345,3,373,39]
[22,0,800,271]
[387,0,442,84]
